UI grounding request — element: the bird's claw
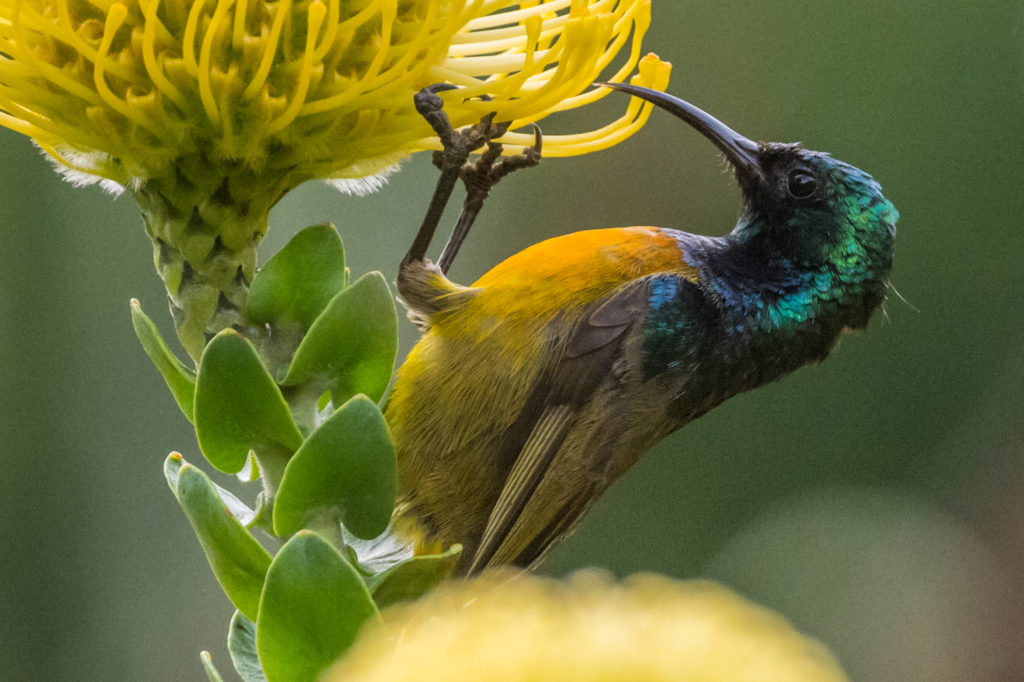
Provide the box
[409,85,544,275]
[467,122,543,188]
[417,84,520,173]
[528,122,542,155]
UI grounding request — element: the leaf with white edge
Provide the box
[273,396,396,539]
[237,451,261,484]
[228,611,267,682]
[171,457,272,621]
[216,483,257,528]
[281,273,397,405]
[368,544,462,609]
[165,452,255,526]
[200,652,225,682]
[130,299,195,420]
[247,224,347,330]
[343,524,414,575]
[195,331,303,473]
[257,532,378,682]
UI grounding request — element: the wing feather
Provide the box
[466,281,653,574]
[467,404,575,574]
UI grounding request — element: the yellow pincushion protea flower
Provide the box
[0,0,667,188]
[325,571,850,682]
[0,0,668,359]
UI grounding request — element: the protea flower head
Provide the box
[0,0,670,359]
[1,0,668,191]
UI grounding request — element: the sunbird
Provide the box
[386,82,898,576]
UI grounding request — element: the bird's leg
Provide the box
[399,87,542,320]
[400,86,511,321]
[436,124,543,275]
[401,85,494,269]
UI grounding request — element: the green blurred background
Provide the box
[1,2,1021,680]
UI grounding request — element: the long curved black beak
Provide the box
[598,82,764,182]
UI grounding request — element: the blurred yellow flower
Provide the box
[326,571,850,682]
[0,0,668,191]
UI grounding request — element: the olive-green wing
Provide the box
[466,280,652,574]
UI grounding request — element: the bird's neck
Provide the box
[681,231,852,380]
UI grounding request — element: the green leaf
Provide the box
[228,611,267,682]
[274,396,396,539]
[368,545,462,609]
[281,272,397,405]
[257,532,378,682]
[200,651,225,682]
[130,299,195,420]
[165,452,256,525]
[247,224,347,330]
[195,331,303,473]
[164,452,185,492]
[168,455,272,621]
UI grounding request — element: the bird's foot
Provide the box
[437,123,543,273]
[459,122,543,200]
[404,85,543,275]
[414,85,512,178]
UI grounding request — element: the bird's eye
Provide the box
[787,170,817,198]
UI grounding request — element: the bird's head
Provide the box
[601,83,897,317]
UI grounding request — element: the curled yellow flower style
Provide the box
[325,571,850,682]
[0,0,669,191]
